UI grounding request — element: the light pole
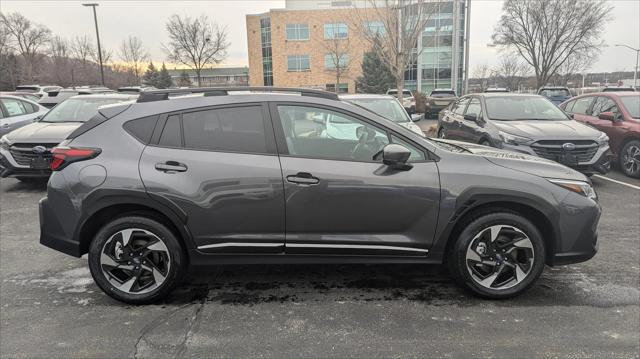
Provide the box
[615,44,640,89]
[83,3,104,86]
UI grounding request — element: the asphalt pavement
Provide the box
[0,170,639,358]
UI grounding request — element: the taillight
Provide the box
[50,147,101,171]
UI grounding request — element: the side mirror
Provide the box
[598,111,615,121]
[382,144,412,170]
[464,113,478,122]
[410,113,423,122]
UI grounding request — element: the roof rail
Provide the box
[136,86,339,103]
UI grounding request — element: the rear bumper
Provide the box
[39,197,82,257]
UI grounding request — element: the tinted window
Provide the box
[277,105,389,162]
[539,88,570,97]
[453,98,469,115]
[464,98,481,117]
[182,106,267,153]
[591,97,618,117]
[1,98,27,116]
[562,100,575,112]
[570,97,594,115]
[620,96,640,119]
[124,116,158,144]
[158,115,182,147]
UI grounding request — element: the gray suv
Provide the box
[39,87,601,304]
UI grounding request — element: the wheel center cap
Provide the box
[132,257,141,264]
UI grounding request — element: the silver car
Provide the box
[340,94,424,136]
[0,95,49,137]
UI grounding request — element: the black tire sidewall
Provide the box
[449,212,546,299]
[619,140,640,178]
[88,216,185,304]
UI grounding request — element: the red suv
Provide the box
[560,92,640,178]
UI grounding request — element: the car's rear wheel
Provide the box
[448,211,545,299]
[88,216,185,304]
[619,140,640,178]
[479,139,492,147]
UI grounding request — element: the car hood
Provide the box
[433,139,587,182]
[492,119,601,140]
[4,121,82,143]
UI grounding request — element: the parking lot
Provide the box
[0,171,638,358]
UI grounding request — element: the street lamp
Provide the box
[83,3,104,86]
[615,44,640,89]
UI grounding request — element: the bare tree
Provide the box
[493,53,529,91]
[91,46,112,66]
[472,63,491,91]
[553,50,592,86]
[320,34,351,92]
[49,36,71,86]
[0,12,51,82]
[491,0,612,88]
[352,0,439,102]
[119,36,149,85]
[70,35,94,66]
[163,14,229,86]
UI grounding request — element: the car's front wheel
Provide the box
[620,140,640,178]
[88,216,186,304]
[438,128,446,139]
[448,211,545,299]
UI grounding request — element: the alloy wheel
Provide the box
[622,144,640,175]
[100,228,171,294]
[465,225,535,290]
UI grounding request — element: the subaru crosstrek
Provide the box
[39,87,601,304]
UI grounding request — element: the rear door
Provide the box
[0,98,36,135]
[271,103,440,255]
[139,103,286,253]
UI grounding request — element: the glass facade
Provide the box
[260,17,273,86]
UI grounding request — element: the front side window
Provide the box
[277,105,389,162]
[591,97,618,117]
[182,106,267,153]
[453,98,470,115]
[620,96,640,119]
[285,24,309,40]
[287,55,310,72]
[464,98,482,117]
[570,96,594,115]
[324,22,348,39]
[324,53,349,70]
[1,98,27,117]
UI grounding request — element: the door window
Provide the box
[390,135,426,161]
[453,98,470,115]
[158,114,182,147]
[464,98,481,118]
[591,97,618,117]
[182,106,268,153]
[277,105,389,162]
[1,99,27,117]
[570,96,593,115]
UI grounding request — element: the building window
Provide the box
[326,83,349,93]
[287,55,310,72]
[363,21,385,35]
[324,53,349,70]
[260,17,273,86]
[285,24,309,40]
[324,22,348,39]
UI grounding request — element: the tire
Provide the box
[88,216,186,304]
[447,211,546,299]
[479,139,492,147]
[619,139,640,178]
[438,128,446,139]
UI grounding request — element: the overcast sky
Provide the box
[2,0,639,73]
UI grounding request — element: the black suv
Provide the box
[39,87,601,304]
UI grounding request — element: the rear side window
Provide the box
[123,116,158,144]
[570,97,593,115]
[158,115,182,147]
[1,98,27,116]
[182,106,267,153]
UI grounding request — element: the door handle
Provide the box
[155,161,188,173]
[286,172,320,185]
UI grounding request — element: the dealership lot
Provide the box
[0,173,638,358]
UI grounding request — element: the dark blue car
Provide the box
[538,86,572,106]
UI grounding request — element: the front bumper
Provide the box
[501,142,612,175]
[0,147,51,178]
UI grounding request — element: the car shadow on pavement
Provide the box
[0,179,47,193]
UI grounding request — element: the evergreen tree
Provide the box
[177,70,192,87]
[356,49,395,94]
[157,62,173,89]
[142,61,159,87]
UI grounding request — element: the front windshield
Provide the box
[485,96,569,121]
[620,96,640,119]
[40,98,129,123]
[539,89,570,97]
[347,98,410,123]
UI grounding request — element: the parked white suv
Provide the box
[386,89,416,114]
[15,85,62,98]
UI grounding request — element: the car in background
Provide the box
[560,92,640,178]
[0,95,49,137]
[484,88,510,93]
[39,87,115,109]
[117,86,157,94]
[425,88,457,118]
[0,93,137,181]
[14,85,62,98]
[538,86,572,106]
[340,94,424,136]
[437,93,611,175]
[386,89,416,114]
[0,92,41,102]
[601,86,635,92]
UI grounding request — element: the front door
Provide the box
[271,103,440,256]
[139,104,285,253]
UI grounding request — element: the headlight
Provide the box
[498,131,532,146]
[595,132,609,145]
[0,136,10,150]
[548,178,597,200]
